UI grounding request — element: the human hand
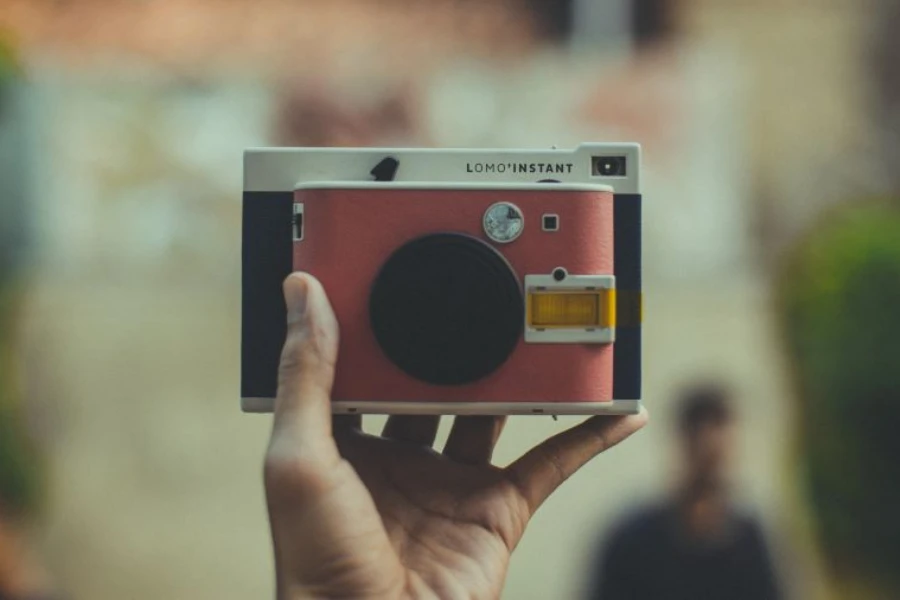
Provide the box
[264,273,648,600]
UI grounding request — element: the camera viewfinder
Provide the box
[591,155,627,177]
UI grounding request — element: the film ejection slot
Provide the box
[292,204,304,241]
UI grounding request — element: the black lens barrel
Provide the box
[369,233,523,385]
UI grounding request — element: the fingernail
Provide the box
[285,273,309,320]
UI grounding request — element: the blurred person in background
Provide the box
[586,383,781,600]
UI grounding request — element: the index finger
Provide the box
[505,409,648,513]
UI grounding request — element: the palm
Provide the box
[337,427,527,599]
[264,273,647,600]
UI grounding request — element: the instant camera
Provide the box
[242,144,642,415]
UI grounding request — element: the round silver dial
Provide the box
[483,202,524,243]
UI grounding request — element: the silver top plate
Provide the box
[245,143,641,194]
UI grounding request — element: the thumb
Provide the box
[270,272,340,451]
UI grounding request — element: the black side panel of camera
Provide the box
[242,191,294,399]
[613,193,642,400]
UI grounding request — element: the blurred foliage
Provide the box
[0,29,22,113]
[0,31,22,80]
[0,282,42,517]
[0,31,41,516]
[776,200,900,590]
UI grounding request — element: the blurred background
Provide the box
[1,0,898,598]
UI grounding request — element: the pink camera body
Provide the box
[293,183,618,415]
[241,144,642,416]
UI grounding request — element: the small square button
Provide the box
[542,214,559,231]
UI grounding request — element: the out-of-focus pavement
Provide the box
[20,270,813,600]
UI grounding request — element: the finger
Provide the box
[269,273,340,456]
[506,409,648,513]
[381,416,441,447]
[443,416,507,464]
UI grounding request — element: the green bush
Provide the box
[776,201,900,589]
[0,283,42,516]
[0,27,42,517]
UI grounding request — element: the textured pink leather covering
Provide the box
[293,187,614,403]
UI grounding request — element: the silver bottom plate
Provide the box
[241,398,642,416]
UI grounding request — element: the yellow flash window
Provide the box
[528,290,616,328]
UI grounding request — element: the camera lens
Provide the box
[592,155,627,177]
[369,233,523,386]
